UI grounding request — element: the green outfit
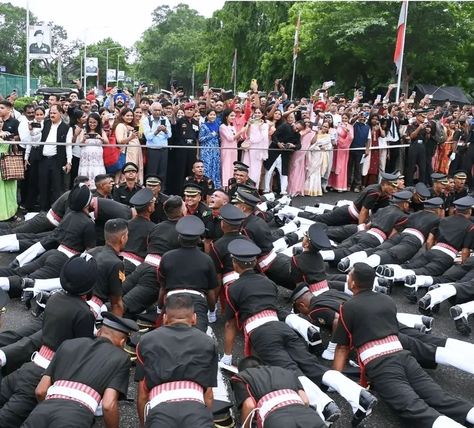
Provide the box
[0,142,18,221]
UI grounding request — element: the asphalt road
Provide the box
[0,191,473,428]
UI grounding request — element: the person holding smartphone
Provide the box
[143,102,172,189]
[77,112,108,189]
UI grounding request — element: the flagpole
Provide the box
[26,0,31,96]
[206,62,211,86]
[290,12,301,100]
[191,65,195,98]
[233,49,237,94]
[395,1,409,103]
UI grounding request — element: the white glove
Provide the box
[357,223,366,231]
[220,354,233,366]
[208,309,217,323]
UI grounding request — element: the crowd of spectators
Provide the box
[0,79,473,221]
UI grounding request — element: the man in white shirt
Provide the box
[38,104,72,211]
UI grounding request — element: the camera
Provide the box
[30,122,41,128]
[133,125,139,132]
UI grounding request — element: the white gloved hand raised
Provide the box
[220,354,233,366]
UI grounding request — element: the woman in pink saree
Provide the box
[288,120,315,196]
[328,113,353,192]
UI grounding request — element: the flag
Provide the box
[293,12,301,62]
[231,49,237,83]
[394,1,408,73]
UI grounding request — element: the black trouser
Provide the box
[0,321,42,375]
[38,156,62,211]
[123,263,159,316]
[385,141,401,173]
[23,159,40,211]
[22,398,95,428]
[146,148,168,188]
[367,351,472,427]
[462,143,474,190]
[402,249,454,276]
[0,213,55,235]
[267,406,326,428]
[332,232,381,263]
[432,256,474,285]
[370,234,423,265]
[146,401,214,428]
[68,156,80,190]
[326,224,358,243]
[451,281,474,303]
[405,142,427,186]
[0,361,43,427]
[302,205,355,227]
[166,145,197,195]
[264,254,293,290]
[0,250,68,296]
[348,150,363,189]
[250,321,328,384]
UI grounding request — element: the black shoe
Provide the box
[8,259,19,269]
[21,277,35,290]
[30,298,45,318]
[418,295,432,315]
[405,288,418,304]
[413,323,427,334]
[307,326,323,354]
[351,389,377,427]
[421,315,434,333]
[338,259,351,273]
[21,289,34,309]
[375,265,386,276]
[374,284,391,295]
[450,306,471,336]
[322,401,341,424]
[405,275,417,286]
[377,277,393,288]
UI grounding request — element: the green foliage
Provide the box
[135,4,207,90]
[13,96,35,112]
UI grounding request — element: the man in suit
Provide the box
[38,105,72,211]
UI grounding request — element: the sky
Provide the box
[2,0,225,47]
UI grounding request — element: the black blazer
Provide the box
[41,119,70,166]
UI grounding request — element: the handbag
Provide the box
[103,131,126,173]
[0,147,25,181]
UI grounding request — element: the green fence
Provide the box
[0,73,38,97]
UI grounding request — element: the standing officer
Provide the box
[223,240,377,426]
[113,162,142,206]
[227,161,256,199]
[298,172,400,226]
[183,182,211,220]
[88,219,128,318]
[136,294,218,428]
[23,313,138,428]
[184,159,215,203]
[405,109,433,186]
[158,216,217,331]
[0,255,98,427]
[145,175,169,224]
[167,102,199,196]
[122,188,156,274]
[333,263,474,428]
[231,356,326,428]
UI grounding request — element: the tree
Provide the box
[135,4,207,91]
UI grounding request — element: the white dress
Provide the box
[78,136,106,189]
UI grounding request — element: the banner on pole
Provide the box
[28,25,52,59]
[117,70,125,81]
[107,69,117,82]
[85,57,98,76]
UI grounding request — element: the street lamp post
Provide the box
[106,47,122,88]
